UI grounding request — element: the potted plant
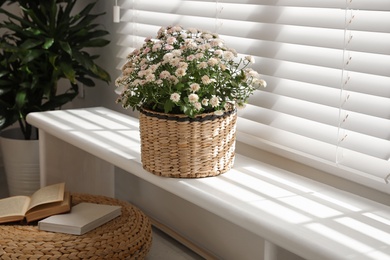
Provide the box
[0,0,111,195]
[114,25,266,178]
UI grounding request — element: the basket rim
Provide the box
[139,105,237,122]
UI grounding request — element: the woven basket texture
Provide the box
[0,193,152,259]
[139,107,237,178]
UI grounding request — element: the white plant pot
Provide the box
[0,128,40,196]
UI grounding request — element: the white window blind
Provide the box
[116,0,390,188]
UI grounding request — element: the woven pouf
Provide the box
[0,193,153,259]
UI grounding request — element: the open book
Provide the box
[0,182,71,223]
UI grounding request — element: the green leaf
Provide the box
[48,0,57,32]
[59,62,76,83]
[59,41,72,55]
[76,77,95,87]
[90,64,111,83]
[164,100,174,113]
[15,90,27,108]
[0,85,12,94]
[72,51,93,70]
[25,27,43,36]
[41,92,78,111]
[0,70,10,78]
[63,0,77,21]
[48,54,58,68]
[43,38,54,49]
[20,6,48,33]
[82,39,110,48]
[86,29,110,39]
[21,39,44,49]
[22,50,43,64]
[79,2,97,17]
[71,14,101,32]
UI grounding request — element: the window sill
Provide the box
[27,107,390,260]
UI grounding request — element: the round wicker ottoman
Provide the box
[0,193,153,259]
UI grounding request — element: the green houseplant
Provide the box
[0,0,111,195]
[115,25,266,178]
[0,0,111,140]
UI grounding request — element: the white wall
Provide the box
[71,1,137,119]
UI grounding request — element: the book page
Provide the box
[0,196,30,219]
[28,183,65,211]
[26,192,71,223]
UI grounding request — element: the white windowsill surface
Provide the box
[27,107,390,260]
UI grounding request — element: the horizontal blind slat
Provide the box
[118,0,390,187]
[237,118,390,181]
[218,0,390,11]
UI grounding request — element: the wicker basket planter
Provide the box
[139,107,237,178]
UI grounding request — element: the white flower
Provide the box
[201,99,209,106]
[259,79,267,88]
[201,75,212,85]
[245,55,255,64]
[223,51,235,61]
[165,45,174,50]
[169,75,179,85]
[219,63,227,71]
[137,70,145,78]
[188,93,199,103]
[167,37,177,44]
[175,68,187,77]
[202,43,211,50]
[187,55,196,61]
[115,85,125,95]
[210,38,223,47]
[152,43,162,52]
[132,79,142,86]
[210,95,220,107]
[187,41,198,49]
[178,62,188,69]
[254,78,267,88]
[245,68,259,78]
[187,27,198,34]
[190,83,200,92]
[160,71,171,79]
[198,62,208,69]
[163,53,174,62]
[143,47,151,54]
[208,57,219,67]
[150,64,159,72]
[145,73,156,82]
[170,93,181,102]
[156,79,163,85]
[202,33,213,40]
[172,49,182,57]
[195,53,204,59]
[194,102,202,110]
[228,48,238,56]
[214,110,224,116]
[172,26,182,32]
[214,49,223,57]
[169,57,181,67]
